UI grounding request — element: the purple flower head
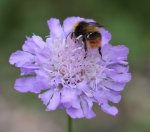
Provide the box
[9,17,131,118]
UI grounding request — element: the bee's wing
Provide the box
[88,22,103,28]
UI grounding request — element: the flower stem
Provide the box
[68,115,72,132]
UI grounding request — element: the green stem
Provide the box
[68,115,72,132]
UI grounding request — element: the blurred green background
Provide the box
[0,0,150,132]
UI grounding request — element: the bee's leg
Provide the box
[98,47,102,57]
[84,41,87,59]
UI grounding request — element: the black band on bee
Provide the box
[86,32,101,40]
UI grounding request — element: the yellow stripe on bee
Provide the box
[73,22,79,30]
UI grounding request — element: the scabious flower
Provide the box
[9,17,131,118]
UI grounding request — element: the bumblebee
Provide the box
[70,21,102,57]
